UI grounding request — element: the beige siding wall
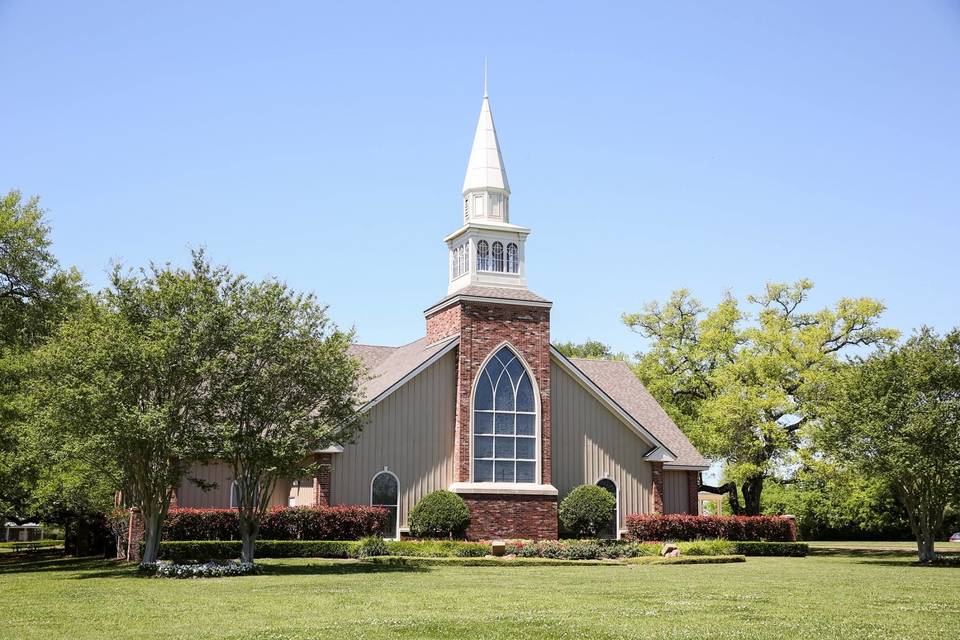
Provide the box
[663,470,689,514]
[551,360,653,530]
[177,462,291,509]
[331,349,457,531]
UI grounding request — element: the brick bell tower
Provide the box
[425,86,558,540]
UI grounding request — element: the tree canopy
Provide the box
[624,279,897,514]
[815,328,960,562]
[554,339,623,360]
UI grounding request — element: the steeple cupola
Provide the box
[445,92,531,295]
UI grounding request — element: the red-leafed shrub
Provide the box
[625,514,797,542]
[161,506,388,541]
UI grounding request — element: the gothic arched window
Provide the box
[473,345,537,483]
[506,243,519,273]
[477,240,490,271]
[491,242,504,272]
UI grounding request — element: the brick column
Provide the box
[313,453,332,507]
[687,471,700,515]
[651,462,664,515]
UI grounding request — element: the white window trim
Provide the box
[468,341,542,485]
[370,469,400,540]
[596,476,620,540]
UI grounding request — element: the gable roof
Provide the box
[348,336,459,409]
[565,357,708,469]
[346,336,708,470]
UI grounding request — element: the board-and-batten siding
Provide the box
[663,470,689,514]
[331,349,457,530]
[177,462,291,508]
[551,360,653,529]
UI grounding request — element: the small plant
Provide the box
[408,490,471,539]
[558,485,616,538]
[356,536,389,558]
[139,561,259,578]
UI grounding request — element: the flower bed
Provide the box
[626,514,797,542]
[139,560,260,578]
[365,554,747,567]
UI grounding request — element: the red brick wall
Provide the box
[313,453,332,507]
[461,494,558,540]
[425,303,462,344]
[687,470,700,515]
[651,462,664,515]
[451,300,552,483]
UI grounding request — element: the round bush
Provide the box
[559,484,616,538]
[408,490,471,539]
[356,536,388,558]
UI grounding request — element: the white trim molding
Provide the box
[664,464,711,471]
[449,482,558,496]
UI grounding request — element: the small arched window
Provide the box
[229,481,240,509]
[596,478,619,539]
[506,243,519,273]
[477,240,490,271]
[491,242,504,272]
[371,471,400,539]
[473,345,537,483]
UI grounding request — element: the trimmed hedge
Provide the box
[156,539,489,562]
[625,514,797,542]
[161,506,388,541]
[367,555,747,567]
[408,490,471,539]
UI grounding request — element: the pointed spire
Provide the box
[462,92,509,194]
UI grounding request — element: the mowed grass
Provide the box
[2,552,959,640]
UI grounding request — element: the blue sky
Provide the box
[2,2,958,353]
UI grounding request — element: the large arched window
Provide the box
[371,470,399,539]
[477,240,490,271]
[506,243,519,273]
[491,242,504,272]
[473,345,537,483]
[596,477,619,539]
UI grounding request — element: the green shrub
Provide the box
[558,485,616,538]
[408,490,471,539]
[678,540,737,556]
[356,536,389,558]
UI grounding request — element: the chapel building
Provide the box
[177,91,709,539]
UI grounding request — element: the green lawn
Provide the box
[1,552,959,639]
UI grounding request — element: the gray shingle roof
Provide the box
[426,286,551,312]
[348,336,458,405]
[567,358,709,469]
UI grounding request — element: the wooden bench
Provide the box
[11,542,41,553]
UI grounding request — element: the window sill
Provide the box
[448,482,558,496]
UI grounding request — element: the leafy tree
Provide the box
[624,280,896,515]
[816,328,960,562]
[0,190,84,520]
[32,252,231,564]
[208,279,365,564]
[554,339,622,360]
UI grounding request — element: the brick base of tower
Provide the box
[461,494,558,540]
[427,291,557,539]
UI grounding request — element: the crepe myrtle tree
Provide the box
[207,278,365,564]
[32,252,232,564]
[624,280,897,515]
[816,328,960,562]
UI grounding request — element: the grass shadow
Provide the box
[0,555,137,578]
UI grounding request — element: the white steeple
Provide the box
[462,96,510,196]
[445,83,531,295]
